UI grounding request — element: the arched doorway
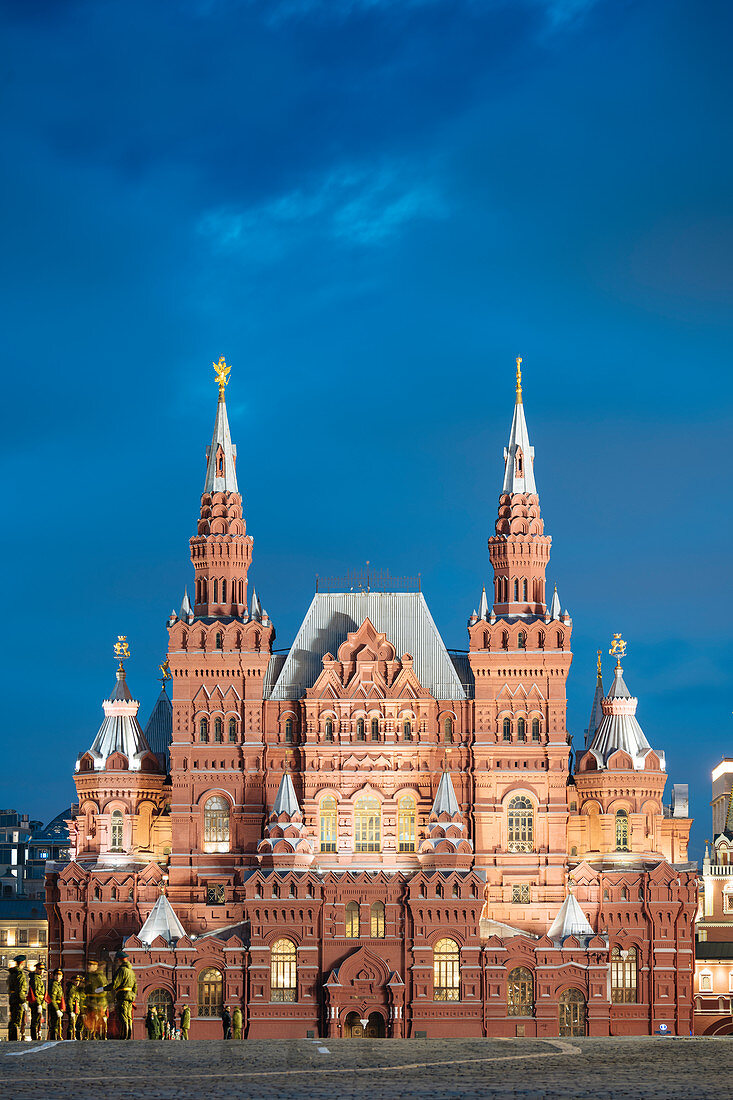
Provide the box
[558,988,586,1037]
[148,989,174,1033]
[344,1011,386,1038]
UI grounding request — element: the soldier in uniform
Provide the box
[179,1004,190,1039]
[8,955,28,1041]
[83,960,108,1039]
[145,1004,161,1040]
[66,974,83,1039]
[232,1005,243,1039]
[29,961,46,1041]
[106,950,137,1040]
[47,968,66,1040]
[221,1005,232,1039]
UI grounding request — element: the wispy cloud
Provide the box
[197,165,447,258]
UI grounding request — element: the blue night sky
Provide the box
[1,0,731,860]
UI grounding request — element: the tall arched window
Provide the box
[198,967,223,1016]
[214,717,223,743]
[345,901,360,938]
[514,579,519,601]
[215,631,223,650]
[324,718,333,742]
[199,717,209,743]
[503,717,512,740]
[433,938,460,1001]
[611,946,638,1003]
[559,988,586,1037]
[403,719,412,741]
[398,795,416,852]
[444,717,454,743]
[507,966,534,1017]
[354,797,381,852]
[518,631,526,650]
[507,795,534,852]
[271,939,297,1002]
[285,717,294,743]
[228,718,237,743]
[517,717,526,741]
[110,810,123,851]
[502,631,509,650]
[531,718,541,741]
[212,579,218,603]
[371,718,380,741]
[356,718,365,741]
[221,579,227,604]
[203,795,230,853]
[370,901,385,938]
[522,578,528,601]
[615,809,630,852]
[319,797,337,853]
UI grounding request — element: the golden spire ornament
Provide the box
[597,649,603,676]
[213,356,231,400]
[515,356,523,404]
[609,633,627,668]
[113,635,131,670]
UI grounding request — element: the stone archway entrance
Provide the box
[559,988,586,1037]
[344,1011,386,1038]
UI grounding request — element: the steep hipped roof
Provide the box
[137,893,186,946]
[584,659,605,748]
[272,773,300,817]
[547,890,595,945]
[266,592,467,701]
[144,688,173,772]
[587,663,661,771]
[204,392,238,493]
[432,772,460,816]
[501,359,536,494]
[79,668,156,772]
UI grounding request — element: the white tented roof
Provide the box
[547,891,595,945]
[138,893,186,946]
[204,394,238,493]
[502,397,536,494]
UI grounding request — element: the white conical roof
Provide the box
[501,361,536,494]
[549,585,561,620]
[478,586,489,620]
[272,773,300,817]
[79,667,155,773]
[547,891,594,945]
[204,393,238,493]
[588,664,656,769]
[433,771,460,816]
[180,587,192,618]
[138,893,186,946]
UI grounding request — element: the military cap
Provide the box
[114,950,128,960]
[13,954,27,963]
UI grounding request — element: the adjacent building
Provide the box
[695,758,733,1035]
[0,898,48,1040]
[46,359,696,1039]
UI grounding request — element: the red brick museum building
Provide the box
[46,359,696,1039]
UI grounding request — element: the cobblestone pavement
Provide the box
[1,1037,731,1100]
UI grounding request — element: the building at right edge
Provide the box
[695,759,733,1034]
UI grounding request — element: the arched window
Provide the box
[324,718,333,742]
[214,717,223,743]
[110,810,123,851]
[559,988,586,1037]
[517,717,526,742]
[507,795,533,852]
[148,988,174,1027]
[215,631,223,651]
[522,578,528,600]
[538,631,545,649]
[556,630,564,649]
[433,938,460,1001]
[221,579,227,604]
[345,901,360,938]
[444,717,454,743]
[356,718,365,741]
[319,797,337,853]
[532,718,541,741]
[111,886,117,900]
[212,579,218,604]
[398,795,416,852]
[503,717,512,740]
[514,579,519,601]
[403,719,412,741]
[615,809,630,852]
[203,795,230,853]
[354,797,381,853]
[502,630,509,650]
[285,717,294,743]
[369,901,385,938]
[199,717,209,743]
[507,966,534,1017]
[271,939,297,1002]
[621,886,629,901]
[607,946,638,1007]
[198,967,223,1016]
[371,718,380,741]
[228,718,237,743]
[518,631,526,650]
[201,578,207,603]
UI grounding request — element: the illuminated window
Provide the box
[228,718,237,743]
[398,795,416,852]
[324,718,333,742]
[503,717,512,740]
[354,797,381,853]
[370,901,385,938]
[271,939,296,1002]
[285,718,294,743]
[214,717,223,743]
[198,967,223,1016]
[511,884,530,904]
[507,796,533,852]
[559,988,586,1037]
[611,946,637,1003]
[319,797,337,853]
[199,717,209,743]
[203,795,230,853]
[433,938,460,1001]
[615,810,630,852]
[699,971,712,992]
[444,717,454,743]
[110,810,123,851]
[507,966,534,1016]
[345,901,360,938]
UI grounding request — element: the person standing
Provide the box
[29,961,46,1041]
[107,950,137,1040]
[232,1005,242,1039]
[47,968,66,1040]
[145,1004,161,1040]
[179,1004,190,1039]
[7,955,28,1041]
[221,1005,232,1039]
[66,975,83,1040]
[83,960,107,1039]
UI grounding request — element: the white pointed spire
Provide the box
[502,356,536,494]
[478,586,489,620]
[251,588,262,622]
[549,584,561,620]
[433,771,460,816]
[180,587,192,619]
[584,651,604,748]
[272,773,300,817]
[547,888,595,945]
[204,359,238,494]
[138,892,186,946]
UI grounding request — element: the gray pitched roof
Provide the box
[80,669,156,773]
[266,592,468,701]
[137,893,186,946]
[584,665,605,748]
[144,688,173,771]
[588,664,659,770]
[433,772,460,816]
[272,773,300,817]
[547,891,595,945]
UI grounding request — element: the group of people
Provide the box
[6,950,137,1042]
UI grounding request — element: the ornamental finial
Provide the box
[158,658,171,685]
[113,635,131,670]
[515,356,523,404]
[213,356,231,401]
[609,633,627,668]
[597,649,602,676]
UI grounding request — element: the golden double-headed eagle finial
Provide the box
[597,649,602,676]
[515,356,523,404]
[159,658,171,682]
[213,356,231,399]
[609,633,627,666]
[113,635,131,666]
